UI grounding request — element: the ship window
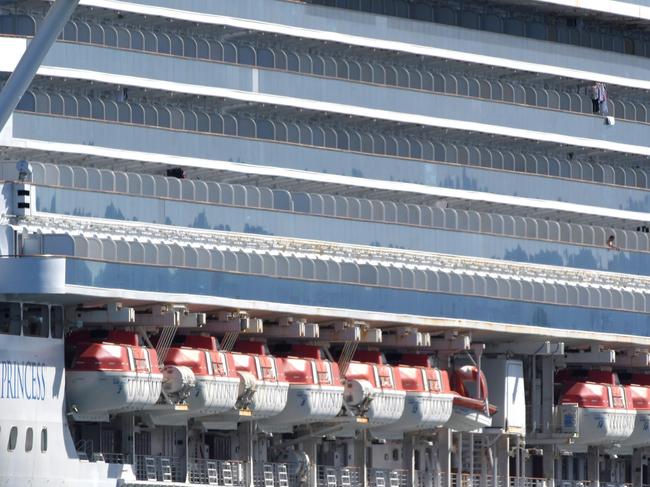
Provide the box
[22,304,49,338]
[25,427,33,452]
[50,306,64,339]
[0,303,21,335]
[41,428,47,452]
[8,426,17,451]
[392,449,399,461]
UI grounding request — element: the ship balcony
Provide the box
[6,215,650,337]
[22,0,650,88]
[11,162,650,278]
[5,75,650,211]
[3,110,650,214]
[2,35,650,158]
[3,12,650,128]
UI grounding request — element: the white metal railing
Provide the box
[253,463,298,487]
[134,455,186,483]
[18,213,650,316]
[187,458,246,486]
[4,11,650,126]
[13,80,649,194]
[368,468,408,487]
[316,466,362,487]
[13,160,650,256]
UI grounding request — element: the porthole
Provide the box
[40,428,47,452]
[25,427,33,452]
[8,426,17,451]
[41,428,47,453]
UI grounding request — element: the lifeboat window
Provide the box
[126,347,136,371]
[41,428,47,452]
[8,426,17,451]
[25,427,33,452]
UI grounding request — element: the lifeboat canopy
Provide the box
[66,330,163,422]
[558,370,635,447]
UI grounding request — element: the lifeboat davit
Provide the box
[66,330,163,421]
[621,374,650,448]
[558,370,635,446]
[343,351,406,428]
[261,345,344,431]
[162,336,240,417]
[372,354,455,439]
[447,365,496,432]
[229,341,290,419]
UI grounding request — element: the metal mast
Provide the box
[0,0,79,132]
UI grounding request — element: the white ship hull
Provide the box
[0,335,127,487]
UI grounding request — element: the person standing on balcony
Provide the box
[590,82,600,113]
[598,83,609,116]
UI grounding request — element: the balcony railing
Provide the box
[14,85,649,193]
[188,458,247,486]
[4,11,650,124]
[316,466,362,487]
[134,455,187,483]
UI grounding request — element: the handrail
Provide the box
[3,10,650,124]
[19,217,650,314]
[16,160,650,255]
[14,86,650,192]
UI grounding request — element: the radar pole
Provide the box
[0,0,79,132]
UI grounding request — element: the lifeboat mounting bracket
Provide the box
[562,346,616,365]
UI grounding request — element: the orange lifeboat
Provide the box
[162,336,240,417]
[558,370,635,446]
[230,341,290,419]
[343,351,406,428]
[447,365,496,432]
[261,345,344,430]
[621,374,650,447]
[66,330,162,421]
[372,354,455,438]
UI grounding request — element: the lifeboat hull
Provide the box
[66,370,162,420]
[366,388,406,425]
[188,375,241,415]
[269,384,344,426]
[447,402,492,432]
[620,411,650,447]
[373,392,455,438]
[569,407,635,446]
[247,380,290,419]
